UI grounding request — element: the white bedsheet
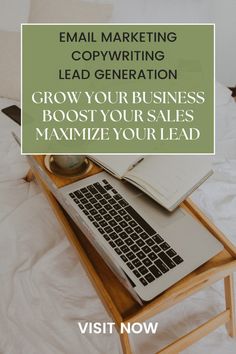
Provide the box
[0,91,236,354]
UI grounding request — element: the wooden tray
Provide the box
[29,156,236,354]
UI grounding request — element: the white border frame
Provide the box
[21,23,215,155]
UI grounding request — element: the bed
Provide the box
[0,84,236,354]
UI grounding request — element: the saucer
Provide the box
[44,155,93,178]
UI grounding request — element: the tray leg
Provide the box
[224,274,236,337]
[119,331,132,354]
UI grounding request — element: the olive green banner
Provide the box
[22,24,214,154]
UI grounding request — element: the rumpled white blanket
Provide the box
[0,86,236,354]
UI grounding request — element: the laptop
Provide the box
[61,171,223,302]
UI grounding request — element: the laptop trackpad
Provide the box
[135,194,185,228]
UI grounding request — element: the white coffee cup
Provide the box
[52,155,86,170]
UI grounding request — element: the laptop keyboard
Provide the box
[69,179,183,287]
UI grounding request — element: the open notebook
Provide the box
[89,155,213,212]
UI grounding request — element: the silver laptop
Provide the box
[60,171,222,302]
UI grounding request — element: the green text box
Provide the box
[22,24,214,154]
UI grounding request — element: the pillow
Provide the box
[112,0,146,22]
[112,0,210,22]
[0,31,20,100]
[29,0,112,23]
[146,0,210,22]
[0,0,30,32]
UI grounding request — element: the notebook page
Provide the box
[89,155,142,178]
[126,155,212,206]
